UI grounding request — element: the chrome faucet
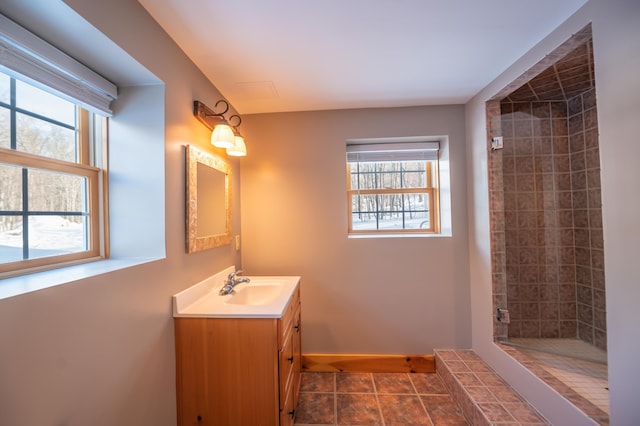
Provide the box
[219,270,251,295]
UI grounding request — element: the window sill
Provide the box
[0,257,163,301]
[348,232,451,239]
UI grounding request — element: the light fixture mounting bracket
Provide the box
[193,100,230,131]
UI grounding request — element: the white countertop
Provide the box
[173,267,300,318]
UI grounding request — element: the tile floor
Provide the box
[294,371,468,425]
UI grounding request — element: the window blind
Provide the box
[0,14,117,115]
[346,141,440,163]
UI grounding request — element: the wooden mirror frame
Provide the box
[185,145,232,252]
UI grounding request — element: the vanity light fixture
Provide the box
[193,100,235,149]
[226,114,247,157]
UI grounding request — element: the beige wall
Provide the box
[0,0,241,425]
[466,0,640,423]
[240,106,471,354]
[1,0,637,424]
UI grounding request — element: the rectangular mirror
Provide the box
[185,145,232,252]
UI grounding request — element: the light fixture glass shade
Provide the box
[211,124,235,148]
[226,135,247,156]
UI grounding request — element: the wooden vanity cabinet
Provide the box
[174,285,301,426]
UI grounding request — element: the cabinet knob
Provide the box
[288,409,295,418]
[294,324,300,332]
[287,356,294,363]
[197,415,202,422]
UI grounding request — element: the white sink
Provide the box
[172,267,300,318]
[225,284,282,306]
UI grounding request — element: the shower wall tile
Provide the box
[585,128,599,148]
[587,169,601,189]
[554,154,571,172]
[560,321,578,338]
[585,108,598,129]
[495,94,605,349]
[541,321,560,338]
[559,302,577,320]
[553,119,568,136]
[569,114,584,135]
[588,188,602,208]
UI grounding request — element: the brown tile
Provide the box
[488,385,524,403]
[410,373,449,395]
[336,393,382,425]
[295,392,334,424]
[444,360,470,372]
[475,372,507,387]
[464,386,498,403]
[373,373,415,394]
[421,395,469,426]
[452,372,483,387]
[462,360,493,374]
[300,372,335,393]
[336,372,374,393]
[378,394,431,425]
[435,350,461,361]
[502,402,549,423]
[477,402,516,422]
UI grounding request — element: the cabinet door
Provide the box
[175,318,280,426]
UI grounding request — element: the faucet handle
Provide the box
[227,269,243,282]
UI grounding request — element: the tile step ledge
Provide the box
[435,349,550,425]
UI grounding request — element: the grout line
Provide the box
[410,374,436,426]
[332,373,337,426]
[370,373,387,426]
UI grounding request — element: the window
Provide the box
[0,71,107,275]
[0,14,117,278]
[347,141,440,235]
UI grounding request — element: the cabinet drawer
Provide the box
[279,325,295,409]
[278,285,300,349]
[280,388,296,426]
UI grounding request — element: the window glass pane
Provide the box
[27,169,86,212]
[0,72,9,104]
[350,161,429,191]
[378,167,401,189]
[403,194,430,229]
[15,79,76,126]
[351,192,430,231]
[28,215,87,259]
[0,215,23,263]
[0,106,10,149]
[0,163,23,211]
[16,113,76,162]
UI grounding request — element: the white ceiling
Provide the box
[137,0,588,114]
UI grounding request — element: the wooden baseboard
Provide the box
[302,354,435,373]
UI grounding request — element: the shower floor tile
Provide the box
[517,346,609,414]
[501,339,609,424]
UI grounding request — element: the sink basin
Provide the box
[172,268,300,318]
[225,284,281,306]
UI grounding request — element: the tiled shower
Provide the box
[488,25,606,352]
